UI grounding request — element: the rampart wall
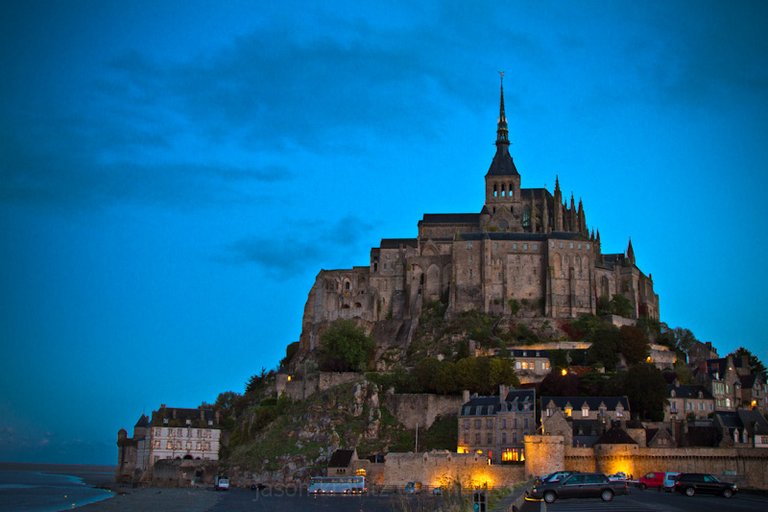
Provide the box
[377,451,525,489]
[524,435,768,489]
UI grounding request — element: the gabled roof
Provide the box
[135,414,149,428]
[328,449,356,468]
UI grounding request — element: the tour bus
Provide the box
[307,475,367,494]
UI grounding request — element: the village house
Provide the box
[458,386,536,463]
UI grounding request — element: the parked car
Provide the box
[637,471,665,490]
[607,472,627,481]
[528,472,629,504]
[662,472,680,492]
[535,471,577,485]
[214,476,230,491]
[673,473,737,498]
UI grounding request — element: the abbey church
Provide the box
[299,82,659,352]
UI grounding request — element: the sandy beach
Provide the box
[76,487,222,512]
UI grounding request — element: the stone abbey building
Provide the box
[300,82,659,352]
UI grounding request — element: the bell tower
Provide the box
[484,73,522,228]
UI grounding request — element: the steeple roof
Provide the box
[486,73,519,177]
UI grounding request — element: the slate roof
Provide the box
[596,427,638,445]
[716,410,768,437]
[151,406,218,428]
[682,426,721,447]
[135,414,149,428]
[379,238,418,249]
[541,396,630,412]
[740,374,758,388]
[668,384,713,399]
[486,148,519,177]
[420,213,480,224]
[460,389,536,416]
[328,449,356,468]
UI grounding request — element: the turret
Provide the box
[626,238,636,265]
[553,176,563,231]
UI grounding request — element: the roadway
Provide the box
[518,488,768,512]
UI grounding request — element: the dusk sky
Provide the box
[2,1,767,464]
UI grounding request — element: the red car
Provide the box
[638,471,665,490]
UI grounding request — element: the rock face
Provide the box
[225,379,387,485]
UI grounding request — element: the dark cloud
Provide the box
[224,215,374,278]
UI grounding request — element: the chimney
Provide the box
[499,384,508,402]
[462,390,470,403]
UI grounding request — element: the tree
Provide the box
[731,347,768,380]
[318,319,374,372]
[670,327,697,359]
[415,358,442,393]
[618,325,650,366]
[586,325,621,370]
[623,364,667,421]
[609,294,633,317]
[488,358,520,390]
[433,361,458,395]
[539,371,579,396]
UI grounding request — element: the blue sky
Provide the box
[1,1,767,464]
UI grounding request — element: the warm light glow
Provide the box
[501,448,525,462]
[457,446,469,454]
[561,368,568,376]
[355,468,366,476]
[751,400,757,408]
[564,407,572,417]
[476,450,483,455]
[287,375,292,382]
[646,356,652,363]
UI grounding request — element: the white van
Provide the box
[215,476,230,491]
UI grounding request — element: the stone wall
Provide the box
[276,372,360,401]
[379,451,525,490]
[384,393,463,430]
[524,434,768,489]
[150,459,218,487]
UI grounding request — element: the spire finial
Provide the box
[496,71,509,149]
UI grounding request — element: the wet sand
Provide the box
[76,487,222,512]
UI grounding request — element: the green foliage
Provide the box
[730,347,768,380]
[414,356,519,395]
[569,314,609,340]
[597,295,611,315]
[548,349,569,370]
[366,369,419,393]
[618,325,650,366]
[245,367,277,397]
[586,324,621,370]
[673,359,693,384]
[609,294,633,317]
[539,371,580,396]
[318,319,375,372]
[622,363,667,421]
[508,299,521,316]
[420,414,459,451]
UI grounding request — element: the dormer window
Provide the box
[582,405,589,417]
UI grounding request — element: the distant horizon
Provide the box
[2,0,766,465]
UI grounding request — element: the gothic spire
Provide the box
[486,72,518,177]
[627,238,636,265]
[496,72,509,149]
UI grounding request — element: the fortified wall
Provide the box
[366,451,525,490]
[525,435,768,489]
